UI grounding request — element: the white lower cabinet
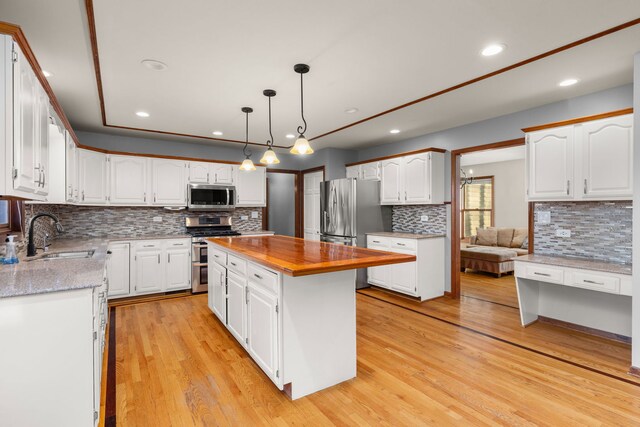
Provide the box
[108,238,191,299]
[366,235,444,301]
[227,270,247,345]
[208,260,227,322]
[0,269,108,426]
[247,281,279,383]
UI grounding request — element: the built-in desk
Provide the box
[514,255,632,338]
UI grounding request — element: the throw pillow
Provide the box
[476,227,498,246]
[497,228,514,248]
[521,236,528,250]
[511,228,528,248]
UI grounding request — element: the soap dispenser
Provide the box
[2,235,19,264]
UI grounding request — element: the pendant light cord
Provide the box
[267,95,274,148]
[297,71,307,136]
[243,110,251,158]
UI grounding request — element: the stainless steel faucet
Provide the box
[27,213,64,257]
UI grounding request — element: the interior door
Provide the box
[380,159,403,204]
[527,126,574,200]
[247,282,279,386]
[303,171,323,240]
[226,271,247,346]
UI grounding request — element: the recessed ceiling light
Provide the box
[135,111,150,118]
[558,78,579,87]
[481,44,506,56]
[285,134,295,139]
[42,70,52,77]
[212,131,223,136]
[141,59,168,71]
[389,129,400,134]
[345,107,359,114]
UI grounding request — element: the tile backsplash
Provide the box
[534,201,632,264]
[22,204,262,250]
[392,204,447,234]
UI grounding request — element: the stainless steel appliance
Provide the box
[320,178,391,288]
[186,215,241,293]
[187,184,236,211]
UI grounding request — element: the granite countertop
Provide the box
[514,254,632,276]
[239,230,275,235]
[0,238,109,299]
[366,231,446,240]
[109,234,191,241]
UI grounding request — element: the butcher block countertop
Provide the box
[207,235,416,277]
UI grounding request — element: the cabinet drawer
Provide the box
[247,262,279,295]
[227,254,247,276]
[166,239,189,248]
[525,265,563,284]
[568,271,620,294]
[367,235,389,247]
[135,240,162,250]
[209,246,227,266]
[390,238,417,252]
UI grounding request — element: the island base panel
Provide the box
[283,270,357,400]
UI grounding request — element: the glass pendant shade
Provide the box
[240,158,256,171]
[290,135,314,155]
[260,147,280,164]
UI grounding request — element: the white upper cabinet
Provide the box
[109,155,148,205]
[346,165,359,179]
[380,158,403,204]
[235,166,266,207]
[151,159,186,206]
[211,163,234,184]
[78,148,108,204]
[361,162,380,181]
[527,126,574,200]
[33,84,50,196]
[526,114,633,201]
[188,161,210,183]
[65,132,78,202]
[404,153,431,203]
[580,115,633,199]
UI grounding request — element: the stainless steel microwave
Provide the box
[187,184,236,211]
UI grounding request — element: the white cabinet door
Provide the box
[188,161,210,183]
[107,243,130,298]
[367,244,388,287]
[388,249,417,295]
[247,281,279,385]
[303,171,323,240]
[346,165,360,179]
[133,244,164,295]
[33,85,49,196]
[404,153,430,203]
[226,271,247,346]
[78,149,107,204]
[212,163,234,184]
[527,126,574,200]
[65,132,78,202]
[208,261,227,322]
[380,158,403,204]
[151,159,186,206]
[12,43,38,194]
[165,245,190,291]
[581,115,633,199]
[109,155,147,205]
[361,162,380,181]
[236,166,266,207]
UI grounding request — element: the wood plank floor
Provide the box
[106,292,640,426]
[460,271,520,308]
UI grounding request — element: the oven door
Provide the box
[192,243,209,293]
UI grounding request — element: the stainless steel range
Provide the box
[186,215,241,293]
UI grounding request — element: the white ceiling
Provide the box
[461,145,525,166]
[1,0,640,152]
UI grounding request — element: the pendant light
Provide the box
[239,107,256,171]
[290,63,314,155]
[259,89,280,165]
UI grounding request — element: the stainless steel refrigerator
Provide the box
[320,178,392,288]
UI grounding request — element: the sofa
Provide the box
[461,227,528,277]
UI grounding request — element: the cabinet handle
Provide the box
[583,279,604,285]
[404,191,407,201]
[245,286,249,303]
[41,169,45,187]
[254,273,262,280]
[372,240,381,243]
[533,272,551,277]
[207,172,210,182]
[144,192,146,202]
[214,254,219,258]
[215,173,218,182]
[566,180,570,195]
[68,185,73,197]
[82,190,85,201]
[157,254,160,264]
[583,179,587,195]
[154,193,157,203]
[143,245,155,247]
[230,262,236,266]
[397,192,400,201]
[396,243,406,246]
[220,272,224,285]
[168,253,171,263]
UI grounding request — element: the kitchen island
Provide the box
[207,235,415,399]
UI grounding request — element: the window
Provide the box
[0,200,22,234]
[461,176,494,238]
[0,200,9,232]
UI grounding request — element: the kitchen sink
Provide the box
[26,249,96,261]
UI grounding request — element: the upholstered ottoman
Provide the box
[460,246,519,277]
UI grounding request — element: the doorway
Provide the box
[302,167,325,240]
[264,170,301,237]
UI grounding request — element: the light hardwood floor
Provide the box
[460,270,519,308]
[106,291,640,426]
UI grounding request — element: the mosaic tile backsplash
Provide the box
[392,204,447,234]
[534,201,632,264]
[21,204,263,252]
